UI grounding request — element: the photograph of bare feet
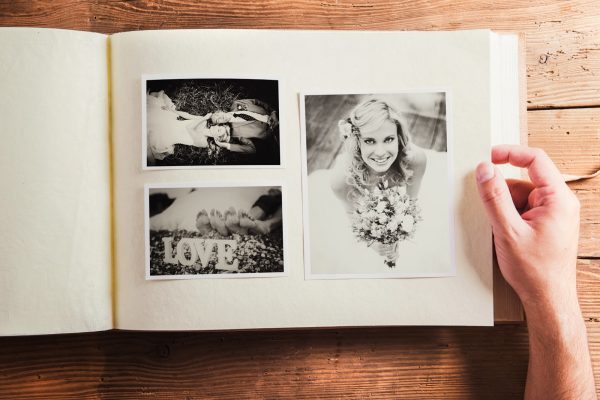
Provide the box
[146,185,285,278]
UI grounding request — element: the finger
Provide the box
[476,162,525,233]
[215,141,230,150]
[506,179,535,213]
[491,145,564,188]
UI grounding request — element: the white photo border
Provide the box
[144,180,289,280]
[299,89,457,280]
[141,73,285,171]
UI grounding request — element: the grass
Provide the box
[152,81,280,166]
[153,81,247,166]
[149,228,284,275]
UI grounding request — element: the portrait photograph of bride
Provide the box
[302,92,454,278]
[143,78,280,168]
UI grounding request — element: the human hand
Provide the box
[475,145,580,313]
[372,241,399,261]
[216,131,229,142]
[214,139,231,150]
[268,111,279,129]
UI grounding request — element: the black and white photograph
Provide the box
[302,92,454,278]
[143,77,281,168]
[146,184,286,279]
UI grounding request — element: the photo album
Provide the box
[0,28,523,335]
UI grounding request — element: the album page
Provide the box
[0,28,112,335]
[111,29,497,330]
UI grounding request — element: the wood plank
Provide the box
[529,108,600,176]
[0,327,529,399]
[577,259,600,320]
[528,108,600,257]
[1,0,600,108]
[1,313,600,399]
[577,189,600,258]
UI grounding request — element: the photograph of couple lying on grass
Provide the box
[144,78,280,168]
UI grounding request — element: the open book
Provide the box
[0,28,523,335]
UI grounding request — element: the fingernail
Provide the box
[476,162,495,183]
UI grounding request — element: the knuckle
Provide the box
[531,147,547,159]
[532,147,543,156]
[481,184,507,205]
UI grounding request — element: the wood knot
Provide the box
[156,344,170,358]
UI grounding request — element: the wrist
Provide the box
[524,291,584,336]
[524,295,596,400]
[516,268,579,320]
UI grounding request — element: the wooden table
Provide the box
[0,1,598,398]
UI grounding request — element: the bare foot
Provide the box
[239,210,258,234]
[195,209,212,235]
[224,207,247,235]
[239,210,270,235]
[252,220,270,235]
[209,209,229,236]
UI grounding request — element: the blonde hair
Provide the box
[339,99,413,193]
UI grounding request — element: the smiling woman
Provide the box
[360,119,399,172]
[330,98,427,207]
[303,92,451,277]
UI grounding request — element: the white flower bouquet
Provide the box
[351,181,422,268]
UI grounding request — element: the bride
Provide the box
[307,98,451,276]
[146,90,230,161]
[330,100,427,206]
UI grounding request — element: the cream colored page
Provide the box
[112,29,493,329]
[0,29,112,335]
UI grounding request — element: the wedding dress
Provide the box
[306,149,453,277]
[146,91,198,160]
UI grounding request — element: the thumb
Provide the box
[475,162,524,233]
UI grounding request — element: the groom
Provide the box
[210,99,280,163]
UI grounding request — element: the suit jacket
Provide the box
[229,99,269,140]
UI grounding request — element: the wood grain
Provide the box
[529,108,600,176]
[528,108,600,257]
[1,0,600,108]
[1,0,600,398]
[578,259,600,319]
[1,298,600,400]
[0,326,531,399]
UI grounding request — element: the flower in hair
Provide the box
[338,119,355,140]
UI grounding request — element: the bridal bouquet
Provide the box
[351,181,422,268]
